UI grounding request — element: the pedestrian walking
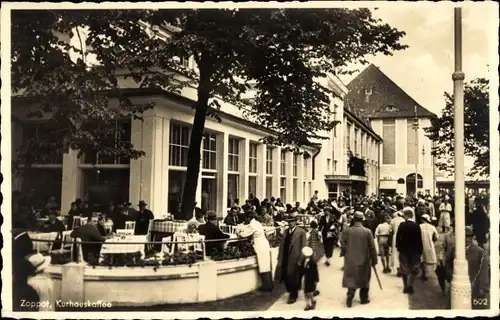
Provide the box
[438,196,452,233]
[419,214,439,281]
[396,207,423,294]
[341,211,378,308]
[318,207,339,266]
[375,214,392,273]
[390,204,406,277]
[307,220,324,263]
[275,214,308,304]
[299,246,319,311]
[471,199,489,249]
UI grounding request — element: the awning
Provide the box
[379,180,397,189]
[324,175,367,183]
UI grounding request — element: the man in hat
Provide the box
[438,195,452,233]
[445,226,490,309]
[419,214,439,281]
[135,200,154,235]
[415,199,429,225]
[71,216,108,262]
[341,211,377,307]
[275,213,307,304]
[390,204,406,277]
[198,211,230,256]
[124,201,137,220]
[396,207,423,294]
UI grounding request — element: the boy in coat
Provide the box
[299,246,319,311]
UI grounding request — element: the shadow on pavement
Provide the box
[407,274,449,310]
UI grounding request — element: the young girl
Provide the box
[307,220,324,262]
[300,246,319,311]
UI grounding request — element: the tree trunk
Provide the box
[178,61,212,220]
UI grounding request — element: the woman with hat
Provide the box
[26,253,55,311]
[419,214,439,281]
[318,207,339,266]
[237,211,273,292]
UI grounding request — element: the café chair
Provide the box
[161,236,174,255]
[125,221,136,231]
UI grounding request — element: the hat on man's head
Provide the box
[353,211,365,221]
[27,253,51,274]
[138,200,147,207]
[421,214,431,223]
[206,211,218,221]
[465,226,474,237]
[302,246,313,257]
[285,213,299,221]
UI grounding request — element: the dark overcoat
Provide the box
[275,226,307,289]
[341,225,377,289]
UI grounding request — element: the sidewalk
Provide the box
[268,254,411,311]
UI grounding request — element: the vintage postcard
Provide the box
[1,1,498,318]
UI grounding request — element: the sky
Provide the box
[339,4,493,117]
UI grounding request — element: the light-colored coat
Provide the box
[390,215,405,269]
[420,222,439,264]
[239,218,271,273]
[275,226,307,288]
[341,225,377,289]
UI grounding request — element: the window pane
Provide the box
[407,123,418,164]
[248,176,257,196]
[266,177,273,199]
[383,121,396,164]
[210,152,217,170]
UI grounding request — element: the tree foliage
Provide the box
[425,78,489,178]
[12,8,407,218]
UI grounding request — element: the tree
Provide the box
[425,78,489,178]
[12,8,407,219]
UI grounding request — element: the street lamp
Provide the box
[450,7,471,309]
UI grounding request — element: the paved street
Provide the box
[269,238,450,311]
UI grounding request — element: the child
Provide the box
[375,215,392,273]
[300,246,319,311]
[307,220,324,263]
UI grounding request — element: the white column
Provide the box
[297,154,304,205]
[272,147,281,200]
[239,138,249,203]
[161,118,170,215]
[129,118,143,205]
[450,7,471,309]
[216,132,229,218]
[139,116,155,208]
[256,144,267,200]
[285,151,294,203]
[61,150,81,215]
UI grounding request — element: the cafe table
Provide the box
[100,235,148,258]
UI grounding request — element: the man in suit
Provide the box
[341,211,378,307]
[135,200,154,235]
[275,214,308,304]
[198,211,230,256]
[71,217,108,262]
[396,207,423,294]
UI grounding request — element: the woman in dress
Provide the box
[237,211,273,291]
[318,207,339,266]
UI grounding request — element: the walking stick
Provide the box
[372,265,383,290]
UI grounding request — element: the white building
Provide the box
[11,25,382,218]
[346,64,437,196]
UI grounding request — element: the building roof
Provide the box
[345,64,436,119]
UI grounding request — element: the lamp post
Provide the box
[414,105,419,196]
[450,7,471,309]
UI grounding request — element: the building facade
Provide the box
[346,64,437,196]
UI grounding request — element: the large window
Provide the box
[407,120,419,164]
[354,128,358,155]
[168,170,186,214]
[228,137,239,172]
[280,177,286,203]
[249,143,258,173]
[382,119,396,164]
[84,120,132,165]
[20,122,64,164]
[227,174,239,207]
[202,132,217,170]
[266,177,273,199]
[169,123,190,167]
[83,168,130,209]
[303,157,308,179]
[346,123,352,151]
[280,150,286,176]
[248,176,257,197]
[293,154,298,177]
[266,147,273,175]
[20,168,63,209]
[360,132,365,158]
[328,183,339,200]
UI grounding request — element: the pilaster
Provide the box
[256,144,267,200]
[272,147,281,199]
[239,138,250,203]
[297,154,304,205]
[61,150,81,215]
[216,132,229,217]
[285,151,294,203]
